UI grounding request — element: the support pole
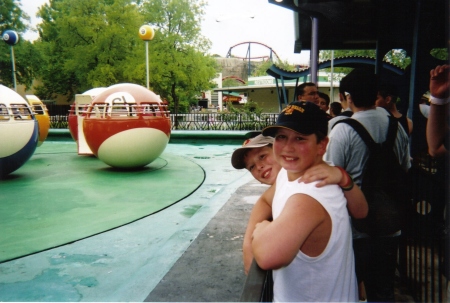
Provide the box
[145,41,149,89]
[310,16,319,84]
[138,25,155,90]
[330,50,334,101]
[10,46,17,91]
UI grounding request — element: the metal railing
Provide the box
[240,261,272,302]
[50,115,69,129]
[402,154,448,302]
[170,113,278,131]
[49,112,279,131]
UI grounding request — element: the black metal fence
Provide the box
[170,113,278,131]
[48,111,279,131]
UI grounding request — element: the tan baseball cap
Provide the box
[231,134,274,169]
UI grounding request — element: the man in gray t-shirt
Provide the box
[324,68,410,302]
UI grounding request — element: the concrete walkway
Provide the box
[0,131,268,301]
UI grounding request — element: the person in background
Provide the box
[376,83,413,135]
[295,82,319,105]
[328,74,354,133]
[318,91,333,120]
[330,101,343,117]
[318,91,331,112]
[324,68,411,302]
[426,64,450,157]
[250,101,360,302]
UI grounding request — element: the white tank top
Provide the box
[272,168,358,302]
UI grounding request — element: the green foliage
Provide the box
[430,48,448,61]
[0,0,34,88]
[219,99,263,127]
[32,0,217,108]
[222,78,244,87]
[0,0,28,33]
[251,59,295,77]
[384,49,411,69]
[140,0,218,115]
[319,49,412,71]
[251,60,273,77]
[319,50,376,74]
[34,0,145,101]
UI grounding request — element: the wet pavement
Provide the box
[0,131,266,301]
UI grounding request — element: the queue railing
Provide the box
[48,112,279,131]
[239,260,273,302]
[170,113,278,131]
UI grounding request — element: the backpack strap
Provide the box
[338,110,353,117]
[334,118,377,151]
[385,115,398,150]
[333,115,399,151]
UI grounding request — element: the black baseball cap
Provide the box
[262,101,328,137]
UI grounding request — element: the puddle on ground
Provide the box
[180,204,202,218]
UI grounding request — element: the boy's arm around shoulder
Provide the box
[243,183,275,275]
[302,163,368,219]
[342,184,368,218]
[251,193,328,270]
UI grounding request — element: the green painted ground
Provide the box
[0,142,205,263]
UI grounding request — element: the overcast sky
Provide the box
[20,0,310,64]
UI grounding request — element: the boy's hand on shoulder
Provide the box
[301,163,342,187]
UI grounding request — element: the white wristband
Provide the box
[430,96,450,105]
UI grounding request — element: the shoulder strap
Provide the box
[334,116,399,151]
[385,115,398,149]
[339,110,353,117]
[334,118,377,151]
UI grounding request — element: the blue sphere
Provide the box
[2,30,19,46]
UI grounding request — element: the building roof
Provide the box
[268,0,446,53]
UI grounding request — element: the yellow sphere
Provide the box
[139,25,155,41]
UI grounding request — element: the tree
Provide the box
[0,0,35,88]
[139,0,218,115]
[34,0,145,101]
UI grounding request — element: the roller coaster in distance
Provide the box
[226,41,282,76]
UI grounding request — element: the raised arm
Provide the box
[242,183,275,275]
[427,64,450,157]
[251,194,327,270]
[302,163,368,219]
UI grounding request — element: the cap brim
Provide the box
[231,138,273,169]
[231,148,249,169]
[261,126,280,137]
[262,123,315,137]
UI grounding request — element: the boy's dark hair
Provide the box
[318,92,330,106]
[295,82,316,98]
[330,102,342,116]
[341,68,378,108]
[378,83,399,101]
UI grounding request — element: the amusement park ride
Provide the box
[68,83,171,168]
[1,25,171,176]
[0,81,171,177]
[0,85,39,177]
